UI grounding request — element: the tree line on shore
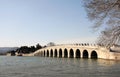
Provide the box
[7,43,47,56]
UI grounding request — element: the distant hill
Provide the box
[0,47,18,53]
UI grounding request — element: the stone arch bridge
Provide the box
[32,44,120,60]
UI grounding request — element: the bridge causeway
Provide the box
[32,43,120,60]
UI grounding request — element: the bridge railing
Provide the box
[43,43,111,48]
[53,43,98,47]
[40,43,110,52]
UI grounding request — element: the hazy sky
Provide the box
[0,0,99,47]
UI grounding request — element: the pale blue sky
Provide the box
[0,0,98,47]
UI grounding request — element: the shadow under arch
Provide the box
[69,49,74,58]
[47,50,49,57]
[59,49,62,58]
[54,49,57,57]
[64,48,68,58]
[50,49,53,57]
[76,49,81,58]
[83,50,88,58]
[44,50,45,57]
[91,51,98,59]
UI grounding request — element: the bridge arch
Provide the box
[47,50,49,57]
[54,49,57,57]
[50,49,53,57]
[76,49,81,58]
[64,48,68,58]
[39,51,43,56]
[91,51,98,59]
[69,49,74,58]
[44,50,45,56]
[59,49,62,58]
[83,50,88,58]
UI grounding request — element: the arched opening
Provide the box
[83,50,88,58]
[59,49,62,58]
[91,51,98,59]
[70,49,74,58]
[76,49,80,58]
[54,49,57,57]
[41,51,43,56]
[64,49,68,58]
[50,49,53,57]
[82,43,84,46]
[47,50,49,57]
[44,50,45,57]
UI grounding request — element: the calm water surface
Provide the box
[0,56,120,77]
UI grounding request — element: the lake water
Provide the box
[0,56,120,77]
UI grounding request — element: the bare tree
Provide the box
[97,26,120,46]
[83,0,120,46]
